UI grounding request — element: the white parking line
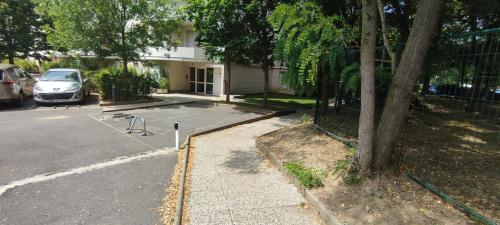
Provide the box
[87,114,157,150]
[0,147,175,196]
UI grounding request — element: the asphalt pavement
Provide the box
[0,96,267,225]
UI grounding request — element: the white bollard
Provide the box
[175,121,179,149]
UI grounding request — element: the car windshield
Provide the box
[42,71,80,82]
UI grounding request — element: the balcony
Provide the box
[142,46,206,61]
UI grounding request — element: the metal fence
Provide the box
[316,28,500,219]
[317,28,500,146]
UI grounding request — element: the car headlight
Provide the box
[66,83,82,92]
[34,84,44,92]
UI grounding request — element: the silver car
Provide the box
[34,68,90,104]
[0,64,36,107]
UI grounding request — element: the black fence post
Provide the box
[314,64,323,125]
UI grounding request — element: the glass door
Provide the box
[189,67,214,94]
[196,68,205,93]
[206,68,214,94]
[189,67,196,92]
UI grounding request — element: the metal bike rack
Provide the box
[126,114,147,136]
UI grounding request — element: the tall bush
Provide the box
[95,66,158,100]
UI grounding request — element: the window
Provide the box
[186,30,196,47]
[14,68,25,78]
[189,67,215,94]
[207,68,214,83]
[189,67,196,92]
[197,68,205,82]
[7,68,17,79]
[0,70,4,80]
[206,68,214,94]
[41,71,80,82]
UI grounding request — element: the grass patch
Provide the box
[284,162,323,189]
[343,174,362,185]
[243,93,315,109]
[300,114,313,123]
[332,159,350,176]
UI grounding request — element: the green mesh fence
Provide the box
[317,28,500,221]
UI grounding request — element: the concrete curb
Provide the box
[172,109,297,225]
[102,101,199,112]
[99,99,161,107]
[192,109,296,137]
[256,140,343,225]
[174,134,191,225]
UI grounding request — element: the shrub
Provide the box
[41,61,61,72]
[15,59,39,73]
[284,162,323,189]
[2,58,39,73]
[95,66,158,100]
[159,77,169,90]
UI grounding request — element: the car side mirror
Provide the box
[35,77,40,81]
[83,78,88,83]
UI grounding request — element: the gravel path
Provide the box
[188,115,319,225]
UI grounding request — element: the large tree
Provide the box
[38,0,180,76]
[244,0,279,108]
[187,0,251,102]
[0,0,47,64]
[357,0,377,174]
[373,0,445,170]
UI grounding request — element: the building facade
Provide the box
[138,22,293,96]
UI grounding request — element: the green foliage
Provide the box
[332,148,356,177]
[284,162,323,189]
[2,58,39,73]
[332,159,350,176]
[242,0,281,69]
[186,0,250,64]
[300,114,313,123]
[38,0,180,65]
[95,66,158,100]
[343,174,362,185]
[159,77,169,90]
[0,0,48,62]
[40,57,101,73]
[16,59,38,73]
[340,63,393,101]
[269,2,356,96]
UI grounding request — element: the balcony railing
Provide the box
[142,46,206,61]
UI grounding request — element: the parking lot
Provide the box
[0,96,267,225]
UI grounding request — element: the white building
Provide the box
[137,22,293,96]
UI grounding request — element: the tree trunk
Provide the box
[122,57,129,77]
[225,59,231,103]
[7,39,15,64]
[357,0,378,175]
[263,65,269,108]
[320,63,330,114]
[377,0,397,74]
[374,0,444,171]
[313,63,323,125]
[8,50,15,64]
